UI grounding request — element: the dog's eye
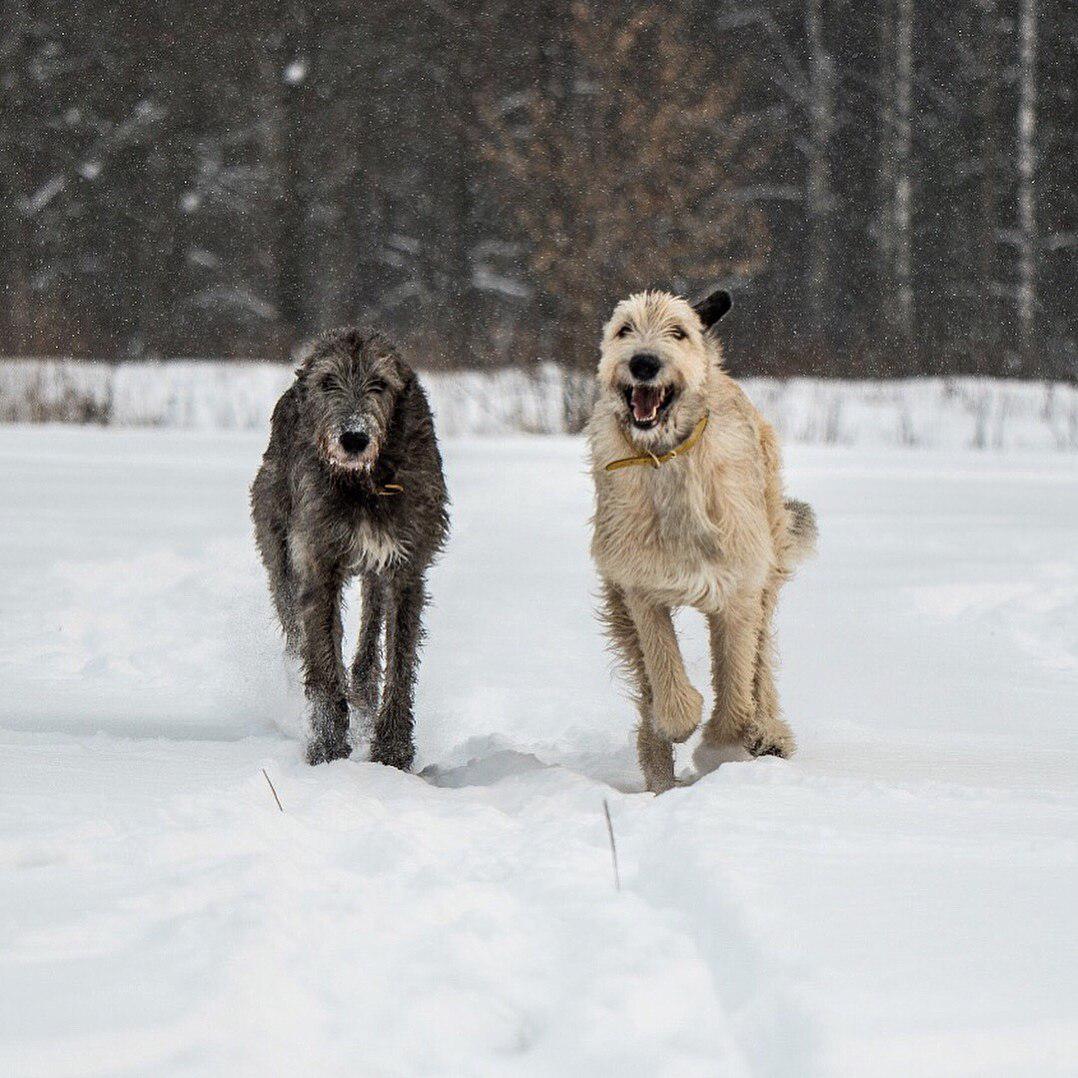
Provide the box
[616,324,633,338]
[368,379,387,394]
[670,326,687,340]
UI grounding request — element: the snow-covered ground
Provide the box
[1,425,1075,1077]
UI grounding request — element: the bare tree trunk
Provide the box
[893,0,915,364]
[0,152,20,351]
[263,16,315,344]
[977,0,1000,372]
[445,6,478,368]
[805,0,835,350]
[535,0,575,368]
[877,0,896,345]
[1016,0,1038,367]
[0,0,23,351]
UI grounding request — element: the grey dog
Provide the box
[251,327,449,769]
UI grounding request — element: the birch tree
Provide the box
[893,0,915,356]
[976,0,1001,363]
[1015,0,1038,365]
[875,0,915,365]
[805,0,836,346]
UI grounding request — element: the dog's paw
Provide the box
[652,684,703,743]
[306,736,352,765]
[742,718,796,759]
[370,738,415,772]
[639,752,677,795]
[305,691,351,765]
[645,771,678,795]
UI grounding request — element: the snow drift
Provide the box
[1,357,1076,449]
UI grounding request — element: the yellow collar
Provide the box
[604,413,709,472]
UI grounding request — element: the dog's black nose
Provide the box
[340,430,370,455]
[628,353,662,381]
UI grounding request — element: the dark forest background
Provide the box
[0,0,1074,378]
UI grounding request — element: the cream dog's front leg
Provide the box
[623,590,702,743]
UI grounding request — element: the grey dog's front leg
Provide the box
[350,572,385,728]
[370,573,426,771]
[298,574,351,764]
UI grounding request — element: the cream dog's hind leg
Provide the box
[747,583,794,755]
[695,588,795,775]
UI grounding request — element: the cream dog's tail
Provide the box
[783,498,818,566]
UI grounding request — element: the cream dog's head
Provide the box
[596,288,731,446]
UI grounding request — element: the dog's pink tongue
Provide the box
[631,385,663,422]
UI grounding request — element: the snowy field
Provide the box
[1,425,1076,1077]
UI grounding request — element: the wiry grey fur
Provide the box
[251,328,449,769]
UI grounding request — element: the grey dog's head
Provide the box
[297,329,408,474]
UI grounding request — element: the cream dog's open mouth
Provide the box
[622,384,676,429]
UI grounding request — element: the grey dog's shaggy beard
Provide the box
[318,430,382,476]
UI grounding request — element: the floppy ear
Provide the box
[692,288,733,330]
[377,342,411,394]
[294,350,314,382]
[292,332,325,379]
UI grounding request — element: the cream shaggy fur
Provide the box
[586,290,816,793]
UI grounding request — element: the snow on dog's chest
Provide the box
[346,517,406,572]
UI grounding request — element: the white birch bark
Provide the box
[805,0,835,326]
[1016,0,1038,357]
[894,0,914,348]
[878,1,895,304]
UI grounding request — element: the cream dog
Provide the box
[587,289,816,792]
